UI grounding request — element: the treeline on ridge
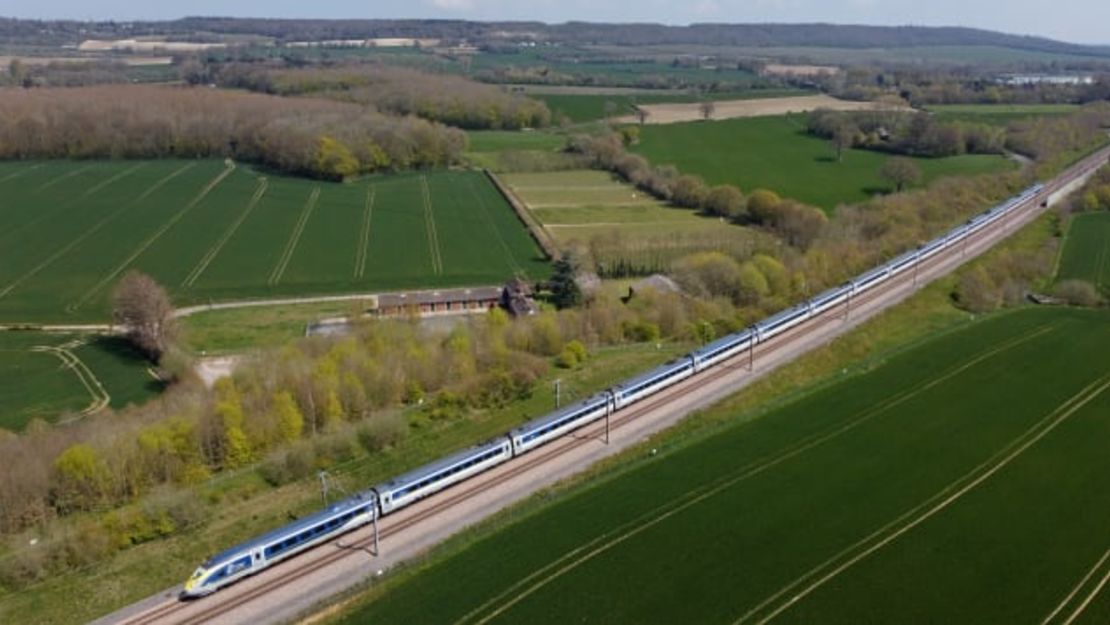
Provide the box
[0,85,467,179]
[210,63,551,130]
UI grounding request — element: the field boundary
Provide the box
[70,162,236,312]
[421,175,445,275]
[182,177,269,288]
[735,373,1110,625]
[354,186,375,279]
[484,169,559,260]
[269,186,320,286]
[0,163,193,300]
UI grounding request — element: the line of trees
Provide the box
[212,63,552,130]
[566,132,829,250]
[0,85,467,179]
[807,108,1007,157]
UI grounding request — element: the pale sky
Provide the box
[5,0,1109,45]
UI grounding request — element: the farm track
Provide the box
[70,163,235,312]
[0,163,189,300]
[268,186,320,286]
[183,178,269,288]
[354,186,375,279]
[106,146,1110,625]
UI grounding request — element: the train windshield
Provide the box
[189,567,206,581]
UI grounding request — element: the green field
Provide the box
[0,331,163,431]
[928,103,1080,126]
[336,307,1110,624]
[630,115,1017,210]
[0,161,550,322]
[1057,211,1110,292]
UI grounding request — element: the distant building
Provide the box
[998,74,1094,86]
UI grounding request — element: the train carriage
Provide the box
[373,438,512,515]
[509,394,612,455]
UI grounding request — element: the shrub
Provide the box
[357,414,409,452]
[1053,280,1104,307]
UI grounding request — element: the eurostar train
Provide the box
[181,182,1045,598]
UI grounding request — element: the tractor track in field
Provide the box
[69,163,235,312]
[36,163,92,191]
[31,339,110,417]
[1042,547,1110,625]
[0,163,191,300]
[94,146,1110,625]
[183,178,269,289]
[0,162,43,184]
[354,186,375,279]
[734,373,1110,625]
[268,186,319,286]
[421,175,445,276]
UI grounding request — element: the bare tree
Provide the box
[603,100,618,120]
[635,106,650,125]
[699,100,716,120]
[831,122,857,162]
[880,156,923,192]
[112,271,177,362]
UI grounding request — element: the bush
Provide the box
[259,443,317,487]
[357,414,409,453]
[956,266,1002,313]
[555,348,579,369]
[565,340,588,362]
[1053,280,1104,307]
[624,321,661,343]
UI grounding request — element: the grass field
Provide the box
[0,332,163,431]
[928,103,1080,126]
[630,115,1017,210]
[1057,211,1110,293]
[502,170,757,241]
[335,306,1110,625]
[0,161,549,323]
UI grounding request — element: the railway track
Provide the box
[113,146,1110,625]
